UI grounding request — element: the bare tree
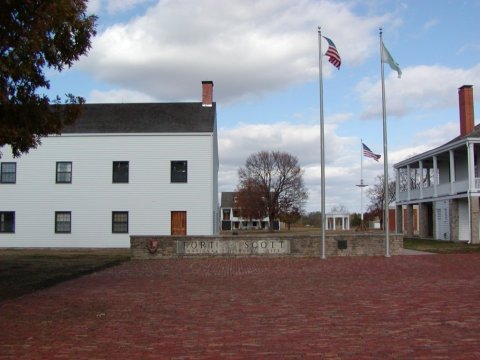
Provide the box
[366,174,396,229]
[235,179,266,221]
[330,204,348,213]
[237,150,308,231]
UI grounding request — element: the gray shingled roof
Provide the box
[221,192,236,208]
[62,103,216,134]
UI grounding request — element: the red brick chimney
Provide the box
[202,81,214,107]
[459,85,474,136]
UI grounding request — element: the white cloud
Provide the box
[79,0,389,103]
[389,122,459,165]
[357,64,480,119]
[218,121,367,212]
[88,88,156,103]
[87,0,101,14]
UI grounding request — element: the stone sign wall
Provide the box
[130,233,403,259]
[178,239,290,255]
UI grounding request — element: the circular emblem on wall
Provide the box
[147,238,159,254]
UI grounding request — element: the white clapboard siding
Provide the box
[0,132,217,248]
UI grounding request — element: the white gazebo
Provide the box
[326,213,350,231]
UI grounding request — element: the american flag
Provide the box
[362,143,381,162]
[323,36,341,69]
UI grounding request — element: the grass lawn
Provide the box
[0,248,130,302]
[403,238,480,254]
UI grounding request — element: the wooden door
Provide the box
[171,211,187,235]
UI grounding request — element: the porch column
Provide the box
[467,142,475,191]
[419,160,424,199]
[449,150,455,195]
[470,197,480,244]
[406,204,414,238]
[395,205,403,233]
[418,203,429,238]
[433,156,438,196]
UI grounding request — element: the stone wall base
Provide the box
[131,233,403,259]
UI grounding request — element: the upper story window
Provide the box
[113,161,129,183]
[171,161,187,183]
[0,212,15,233]
[112,211,128,233]
[56,162,72,183]
[55,212,71,233]
[1,162,16,184]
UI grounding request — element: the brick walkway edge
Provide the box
[1,254,480,359]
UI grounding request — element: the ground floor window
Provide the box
[55,212,71,233]
[0,212,15,233]
[112,211,128,233]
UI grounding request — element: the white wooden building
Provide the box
[0,81,219,248]
[220,192,277,231]
[394,85,479,243]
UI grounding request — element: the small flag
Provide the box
[362,143,381,162]
[381,41,402,78]
[323,36,341,69]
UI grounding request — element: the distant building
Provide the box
[326,212,350,230]
[394,85,479,243]
[0,81,219,247]
[220,192,278,231]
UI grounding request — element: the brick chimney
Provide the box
[459,85,474,136]
[202,81,214,107]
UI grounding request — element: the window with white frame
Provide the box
[1,163,16,184]
[55,212,71,233]
[56,162,72,183]
[112,211,128,233]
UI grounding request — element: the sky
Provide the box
[45,0,480,214]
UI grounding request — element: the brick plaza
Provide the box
[1,254,480,359]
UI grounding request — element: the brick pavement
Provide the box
[1,254,480,359]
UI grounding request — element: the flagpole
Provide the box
[380,28,390,257]
[356,140,367,230]
[360,140,364,228]
[318,27,326,259]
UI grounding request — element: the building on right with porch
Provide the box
[394,85,479,243]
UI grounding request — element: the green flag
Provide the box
[381,41,402,78]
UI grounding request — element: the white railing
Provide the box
[423,186,434,198]
[452,179,468,194]
[397,180,470,202]
[436,183,451,196]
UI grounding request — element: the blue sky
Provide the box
[45,0,480,213]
